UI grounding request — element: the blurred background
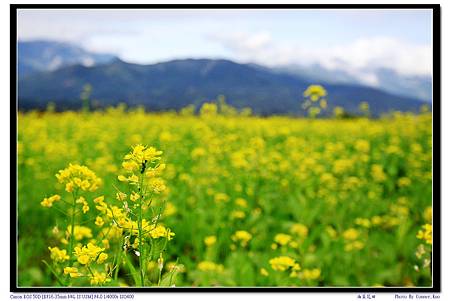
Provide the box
[17,8,432,116]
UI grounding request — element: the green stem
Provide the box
[68,191,77,264]
[137,173,145,287]
[114,242,122,281]
[42,260,66,286]
[87,265,95,277]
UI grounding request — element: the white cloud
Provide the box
[209,31,432,86]
[208,31,272,53]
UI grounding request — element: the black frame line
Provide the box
[10,3,441,293]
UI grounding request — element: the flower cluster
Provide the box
[342,228,365,252]
[48,246,69,262]
[197,261,224,272]
[41,195,61,208]
[41,146,178,287]
[231,230,252,247]
[56,164,102,192]
[269,256,300,272]
[302,84,328,117]
[416,224,432,245]
[74,243,108,265]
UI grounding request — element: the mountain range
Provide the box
[18,40,117,77]
[276,64,432,102]
[17,40,430,116]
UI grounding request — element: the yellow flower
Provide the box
[235,198,248,208]
[260,268,269,277]
[343,228,359,240]
[63,267,82,278]
[97,252,108,264]
[76,196,90,214]
[65,182,74,192]
[289,241,299,248]
[89,271,109,286]
[345,240,365,252]
[93,196,106,206]
[355,218,371,228]
[149,178,166,193]
[117,175,128,182]
[424,207,432,223]
[355,139,370,153]
[164,202,177,216]
[145,163,166,178]
[199,102,218,117]
[371,164,387,182]
[214,193,229,203]
[149,225,175,240]
[130,191,140,202]
[231,210,246,219]
[274,233,292,246]
[333,159,353,174]
[269,256,299,272]
[128,175,139,183]
[74,243,106,265]
[40,194,61,208]
[371,216,382,226]
[303,85,327,98]
[398,177,411,187]
[48,246,69,262]
[231,230,252,247]
[197,261,223,272]
[56,163,101,192]
[290,223,308,238]
[204,235,217,247]
[122,161,139,172]
[122,145,163,174]
[116,192,127,201]
[67,225,93,241]
[191,147,206,159]
[302,268,321,280]
[416,224,432,245]
[95,216,105,227]
[102,239,110,249]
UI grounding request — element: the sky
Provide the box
[17,9,433,84]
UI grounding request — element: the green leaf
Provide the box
[123,253,140,286]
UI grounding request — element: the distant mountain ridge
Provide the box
[276,64,432,102]
[18,57,428,116]
[18,40,117,78]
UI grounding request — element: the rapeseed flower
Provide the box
[204,236,217,247]
[40,194,61,208]
[197,261,223,272]
[55,164,101,192]
[274,233,292,246]
[48,246,69,262]
[231,230,252,247]
[89,271,110,286]
[63,267,82,278]
[73,243,107,265]
[269,256,300,272]
[416,224,432,245]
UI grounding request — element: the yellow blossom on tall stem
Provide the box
[115,144,174,287]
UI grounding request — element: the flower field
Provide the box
[17,107,433,287]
